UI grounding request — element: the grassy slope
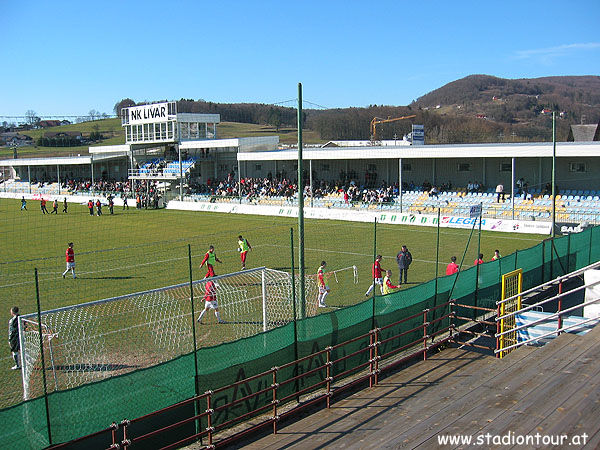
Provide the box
[1,119,323,159]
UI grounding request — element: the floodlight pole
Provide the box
[551,112,556,238]
[297,83,306,319]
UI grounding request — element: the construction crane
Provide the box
[370,115,417,141]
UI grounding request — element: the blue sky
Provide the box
[1,0,599,118]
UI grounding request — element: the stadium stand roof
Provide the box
[237,141,600,161]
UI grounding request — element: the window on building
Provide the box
[457,163,471,172]
[500,162,512,172]
[570,162,586,173]
[219,164,228,171]
[255,164,262,171]
[402,163,412,172]
[321,163,329,171]
[367,163,377,171]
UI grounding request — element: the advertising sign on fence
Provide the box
[167,201,553,235]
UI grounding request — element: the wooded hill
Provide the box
[114,75,600,144]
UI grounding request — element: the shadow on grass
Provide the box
[75,276,144,280]
[40,363,139,372]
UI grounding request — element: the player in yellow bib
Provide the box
[383,269,400,295]
[317,261,330,308]
[200,245,222,278]
[237,235,252,270]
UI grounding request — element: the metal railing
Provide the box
[49,300,455,450]
[494,261,600,355]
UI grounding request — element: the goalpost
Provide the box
[18,267,316,400]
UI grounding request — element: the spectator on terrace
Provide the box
[429,186,439,199]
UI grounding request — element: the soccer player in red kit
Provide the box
[200,245,222,278]
[196,279,224,324]
[365,254,385,297]
[446,256,459,275]
[317,261,330,308]
[62,242,76,279]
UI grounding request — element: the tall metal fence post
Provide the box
[423,309,429,360]
[272,367,278,435]
[434,208,440,307]
[567,233,572,273]
[297,83,306,320]
[206,391,214,447]
[542,240,546,283]
[474,204,482,308]
[369,331,374,388]
[290,227,300,403]
[34,268,53,446]
[188,244,201,443]
[496,302,501,358]
[589,227,594,266]
[557,280,564,336]
[371,218,377,330]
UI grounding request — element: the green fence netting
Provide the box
[2,226,600,449]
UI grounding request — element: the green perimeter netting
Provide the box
[1,226,599,449]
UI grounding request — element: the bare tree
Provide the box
[25,110,40,126]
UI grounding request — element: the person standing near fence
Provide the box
[88,199,94,216]
[365,255,385,297]
[446,256,459,275]
[200,245,222,278]
[62,197,68,213]
[492,249,501,261]
[8,306,21,370]
[62,242,76,279]
[237,235,252,270]
[21,197,27,211]
[317,261,330,308]
[396,245,413,285]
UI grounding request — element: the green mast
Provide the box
[297,83,306,318]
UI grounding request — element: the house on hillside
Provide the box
[43,131,82,140]
[567,123,600,142]
[0,132,33,146]
[38,120,62,128]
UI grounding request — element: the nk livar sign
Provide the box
[127,102,170,125]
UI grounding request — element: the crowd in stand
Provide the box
[193,173,405,204]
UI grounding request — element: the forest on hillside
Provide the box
[113,75,599,144]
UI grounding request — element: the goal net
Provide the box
[18,267,316,400]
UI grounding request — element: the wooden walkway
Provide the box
[237,326,600,449]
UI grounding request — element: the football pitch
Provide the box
[0,197,546,407]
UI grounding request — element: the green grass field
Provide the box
[0,197,546,407]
